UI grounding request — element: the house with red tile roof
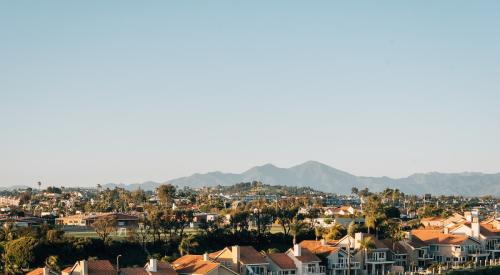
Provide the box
[285,245,325,275]
[209,245,268,275]
[265,253,297,275]
[446,214,500,260]
[410,228,483,265]
[120,259,178,275]
[299,239,360,275]
[61,259,116,275]
[172,253,238,275]
[353,233,396,275]
[26,267,59,275]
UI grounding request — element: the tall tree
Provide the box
[92,215,117,244]
[179,234,199,256]
[157,184,176,206]
[3,237,38,274]
[290,216,306,245]
[358,236,375,271]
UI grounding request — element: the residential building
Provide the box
[266,253,297,275]
[172,254,237,275]
[209,245,268,275]
[353,233,395,275]
[120,258,177,275]
[299,239,360,275]
[62,259,116,275]
[285,244,325,275]
[411,229,483,265]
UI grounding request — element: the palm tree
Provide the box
[179,234,198,256]
[347,220,358,237]
[290,216,306,245]
[324,222,344,241]
[358,236,376,271]
[314,226,322,241]
[388,219,404,251]
[365,213,376,234]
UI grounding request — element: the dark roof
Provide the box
[267,253,296,270]
[289,248,321,263]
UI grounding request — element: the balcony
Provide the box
[486,243,500,251]
[467,249,490,257]
[302,265,326,275]
[330,262,361,270]
[417,253,434,260]
[365,255,395,264]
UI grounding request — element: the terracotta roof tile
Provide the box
[121,267,149,275]
[267,253,296,270]
[26,267,58,275]
[289,248,321,263]
[298,240,340,255]
[411,230,471,245]
[172,255,220,275]
[88,260,116,275]
[227,246,267,265]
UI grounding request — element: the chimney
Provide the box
[471,215,480,239]
[43,267,50,275]
[354,232,364,250]
[203,252,209,261]
[407,231,413,242]
[320,239,326,245]
[149,258,158,272]
[444,227,449,234]
[80,260,88,275]
[232,245,240,271]
[293,244,302,257]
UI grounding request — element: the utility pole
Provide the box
[116,254,122,272]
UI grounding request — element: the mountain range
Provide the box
[104,161,500,196]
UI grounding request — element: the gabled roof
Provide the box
[26,267,58,275]
[421,217,443,222]
[298,240,341,255]
[479,223,500,237]
[121,262,177,275]
[212,246,267,265]
[411,230,474,245]
[267,253,296,270]
[121,267,149,275]
[379,239,408,254]
[64,260,116,275]
[153,262,178,275]
[448,221,500,237]
[88,260,116,275]
[287,248,321,263]
[172,255,220,275]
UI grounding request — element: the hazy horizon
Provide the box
[2,1,500,187]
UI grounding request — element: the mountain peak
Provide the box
[102,161,500,196]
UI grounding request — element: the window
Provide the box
[250,266,264,275]
[429,245,438,252]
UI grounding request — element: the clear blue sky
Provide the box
[1,1,499,187]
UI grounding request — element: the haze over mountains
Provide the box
[104,161,500,196]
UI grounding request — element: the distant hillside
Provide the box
[103,161,500,196]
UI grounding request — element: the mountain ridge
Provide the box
[101,161,500,196]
